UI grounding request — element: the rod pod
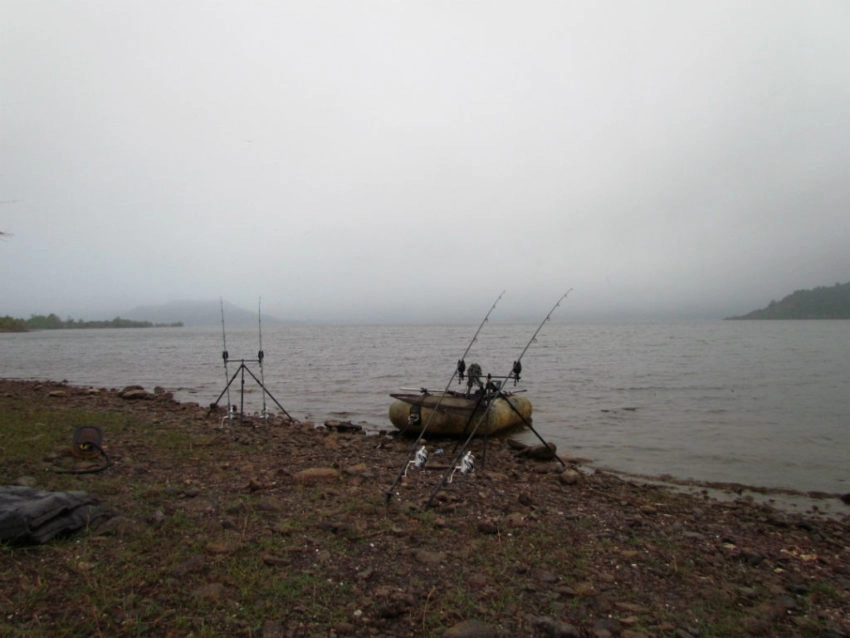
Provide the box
[426,290,572,508]
[385,291,505,504]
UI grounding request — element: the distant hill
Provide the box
[123,300,286,327]
[727,282,850,319]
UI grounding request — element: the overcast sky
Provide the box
[2,1,848,323]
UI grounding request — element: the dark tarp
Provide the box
[0,486,103,545]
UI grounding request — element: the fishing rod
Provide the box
[385,291,505,504]
[509,289,572,377]
[220,298,233,421]
[450,289,573,455]
[426,290,572,508]
[258,297,268,420]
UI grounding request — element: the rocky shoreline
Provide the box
[1,379,849,637]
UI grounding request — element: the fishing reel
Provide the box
[403,445,428,477]
[448,451,475,483]
[220,404,238,427]
[460,450,475,474]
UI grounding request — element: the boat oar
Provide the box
[385,291,505,504]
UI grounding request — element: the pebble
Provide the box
[525,614,581,637]
[558,469,581,485]
[477,517,499,535]
[293,467,341,483]
[413,549,446,566]
[443,619,500,638]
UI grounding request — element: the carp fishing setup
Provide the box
[212,298,294,424]
[386,291,571,506]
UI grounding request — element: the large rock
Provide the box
[444,619,500,638]
[558,469,582,485]
[119,386,150,400]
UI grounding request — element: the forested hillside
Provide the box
[728,282,850,319]
[0,314,181,332]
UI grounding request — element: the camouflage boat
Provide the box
[388,389,532,437]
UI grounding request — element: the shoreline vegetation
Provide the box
[1,379,848,637]
[727,282,850,320]
[0,313,183,332]
[4,280,849,333]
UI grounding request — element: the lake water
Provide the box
[2,321,849,496]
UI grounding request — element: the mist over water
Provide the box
[3,321,848,495]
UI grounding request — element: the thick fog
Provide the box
[2,2,848,323]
